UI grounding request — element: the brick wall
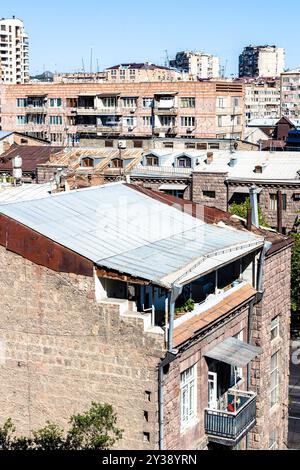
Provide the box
[0,245,165,450]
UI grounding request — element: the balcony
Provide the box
[96,107,122,115]
[154,107,178,116]
[77,107,99,116]
[97,125,122,134]
[205,390,257,446]
[26,106,47,114]
[76,125,97,133]
[154,126,178,135]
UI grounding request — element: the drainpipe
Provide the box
[158,351,178,450]
[168,284,183,353]
[158,284,182,450]
[249,185,259,228]
[277,190,283,234]
[257,241,272,293]
[246,300,254,450]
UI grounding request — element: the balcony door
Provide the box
[208,372,218,410]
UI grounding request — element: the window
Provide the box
[177,156,192,168]
[218,116,224,127]
[142,116,153,126]
[185,143,196,149]
[49,115,63,126]
[209,143,220,150]
[50,133,63,143]
[270,352,280,408]
[105,140,114,148]
[218,97,226,108]
[122,97,137,108]
[269,194,277,211]
[203,190,216,199]
[146,155,159,166]
[66,98,78,108]
[180,97,196,108]
[49,98,62,108]
[111,158,123,168]
[133,140,143,148]
[181,117,195,127]
[160,116,175,127]
[123,116,136,127]
[81,157,94,168]
[16,115,26,125]
[142,98,153,108]
[282,194,287,211]
[17,98,27,107]
[163,142,174,149]
[180,365,197,427]
[102,97,116,108]
[233,97,240,108]
[197,143,208,150]
[271,316,280,341]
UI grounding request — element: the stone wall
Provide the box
[249,246,292,449]
[192,171,228,212]
[0,245,165,450]
[164,306,250,450]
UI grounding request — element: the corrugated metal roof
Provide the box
[204,337,262,367]
[0,183,52,204]
[0,183,264,287]
[0,145,63,172]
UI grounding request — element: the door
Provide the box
[208,372,218,410]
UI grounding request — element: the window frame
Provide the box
[180,365,197,428]
[271,316,280,341]
[270,351,280,409]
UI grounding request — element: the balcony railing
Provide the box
[76,125,97,133]
[205,390,257,446]
[154,126,178,135]
[97,125,122,134]
[130,165,192,177]
[154,107,178,116]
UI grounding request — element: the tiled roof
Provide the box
[173,284,257,348]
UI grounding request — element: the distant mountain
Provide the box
[30,71,54,82]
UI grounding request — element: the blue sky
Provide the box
[2,0,299,75]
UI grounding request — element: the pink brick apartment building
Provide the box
[0,183,292,450]
[0,81,244,145]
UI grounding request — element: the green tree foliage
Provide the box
[229,198,269,227]
[0,403,122,451]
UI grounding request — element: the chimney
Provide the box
[206,152,214,165]
[249,185,259,228]
[229,155,238,167]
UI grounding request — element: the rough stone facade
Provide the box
[249,246,291,449]
[192,172,300,232]
[192,171,228,212]
[0,245,165,450]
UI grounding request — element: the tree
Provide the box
[0,403,122,451]
[229,197,269,227]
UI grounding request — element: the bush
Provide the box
[0,403,123,451]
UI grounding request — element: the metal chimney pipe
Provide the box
[249,185,259,228]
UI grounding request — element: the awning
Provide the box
[98,93,120,98]
[204,337,262,367]
[155,92,178,96]
[231,186,262,194]
[159,184,187,191]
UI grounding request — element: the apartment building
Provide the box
[0,182,292,450]
[0,17,29,84]
[242,78,281,123]
[106,63,186,82]
[0,81,245,145]
[170,51,220,79]
[281,68,300,119]
[239,46,285,78]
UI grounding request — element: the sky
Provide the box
[2,0,299,76]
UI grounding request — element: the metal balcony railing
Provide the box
[205,389,257,446]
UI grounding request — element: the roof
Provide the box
[173,284,257,347]
[0,131,12,140]
[0,183,264,289]
[107,63,172,71]
[0,183,52,204]
[204,336,262,367]
[194,150,300,182]
[0,145,63,173]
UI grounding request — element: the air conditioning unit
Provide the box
[128,126,134,132]
[118,140,127,149]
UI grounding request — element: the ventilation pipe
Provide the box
[249,185,259,228]
[12,155,22,185]
[229,155,238,167]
